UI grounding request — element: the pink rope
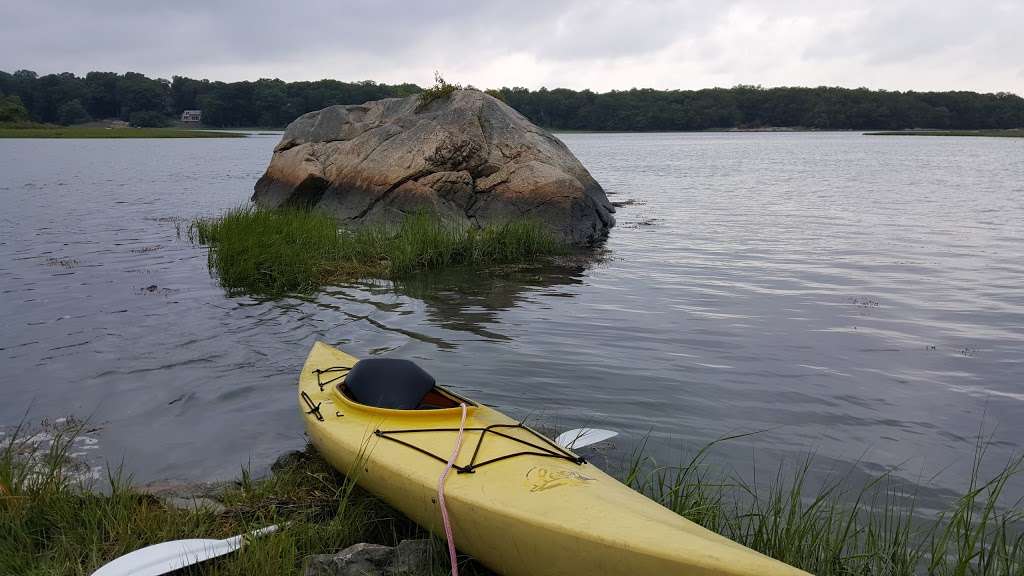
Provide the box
[437,402,468,576]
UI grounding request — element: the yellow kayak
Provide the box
[298,341,808,576]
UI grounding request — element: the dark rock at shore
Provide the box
[271,449,313,473]
[253,89,615,244]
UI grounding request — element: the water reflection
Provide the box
[304,257,595,351]
[390,261,592,342]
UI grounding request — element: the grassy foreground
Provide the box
[3,420,1020,575]
[190,207,568,297]
[0,127,246,138]
[864,129,1024,138]
[0,420,470,576]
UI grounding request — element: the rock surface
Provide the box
[303,540,435,576]
[162,495,227,514]
[390,539,434,575]
[304,543,395,576]
[253,90,615,244]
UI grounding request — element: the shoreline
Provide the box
[864,129,1024,138]
[4,419,1020,575]
[0,127,247,138]
[4,126,1021,139]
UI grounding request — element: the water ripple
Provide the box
[0,133,1020,503]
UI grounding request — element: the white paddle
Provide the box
[90,524,279,576]
[555,428,618,450]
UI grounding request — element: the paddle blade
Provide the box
[91,538,239,576]
[555,428,618,449]
[91,525,278,576]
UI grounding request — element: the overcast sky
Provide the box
[3,0,1022,94]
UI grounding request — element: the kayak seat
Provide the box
[417,388,463,410]
[344,358,436,410]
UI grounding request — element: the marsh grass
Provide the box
[0,421,478,576]
[625,434,1023,575]
[189,207,568,297]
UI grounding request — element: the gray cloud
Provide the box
[527,2,736,61]
[804,1,1022,66]
[1,1,1021,94]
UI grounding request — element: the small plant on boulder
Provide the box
[416,72,461,111]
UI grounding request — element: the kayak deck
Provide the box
[299,341,809,576]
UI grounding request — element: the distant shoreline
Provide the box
[551,127,849,134]
[5,69,1024,134]
[553,128,1024,137]
[0,127,247,138]
[864,129,1024,138]
[5,126,1022,139]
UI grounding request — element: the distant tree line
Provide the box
[494,85,1024,131]
[3,69,1023,131]
[0,70,419,127]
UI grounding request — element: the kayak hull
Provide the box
[299,341,808,576]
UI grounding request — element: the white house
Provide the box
[180,110,202,122]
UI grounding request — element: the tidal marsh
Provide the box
[189,208,569,298]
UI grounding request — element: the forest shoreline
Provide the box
[0,126,246,138]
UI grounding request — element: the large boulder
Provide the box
[253,90,614,244]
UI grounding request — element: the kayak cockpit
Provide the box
[317,358,475,412]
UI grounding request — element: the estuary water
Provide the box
[1,132,1022,506]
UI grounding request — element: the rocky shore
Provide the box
[135,449,493,576]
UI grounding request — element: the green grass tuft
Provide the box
[189,207,568,298]
[416,72,462,111]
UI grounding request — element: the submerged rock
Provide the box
[253,90,615,244]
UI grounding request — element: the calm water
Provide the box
[1,133,1022,506]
